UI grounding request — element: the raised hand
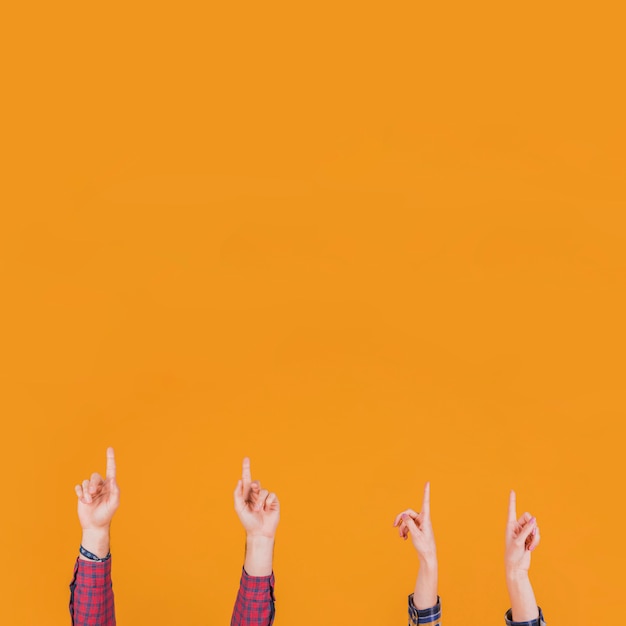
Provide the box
[393,482,436,562]
[233,457,280,539]
[75,447,120,531]
[393,482,438,611]
[505,490,540,575]
[234,457,279,577]
[505,490,541,622]
[74,448,120,559]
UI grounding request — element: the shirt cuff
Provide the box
[504,606,545,626]
[74,557,113,588]
[408,594,441,625]
[240,567,276,601]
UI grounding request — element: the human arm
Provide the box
[231,457,279,626]
[69,447,120,626]
[393,482,441,626]
[504,491,545,626]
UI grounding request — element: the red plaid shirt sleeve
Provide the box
[230,568,276,626]
[69,558,116,626]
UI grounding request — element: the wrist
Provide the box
[80,528,111,560]
[418,551,438,568]
[417,556,438,586]
[246,534,275,549]
[244,535,274,577]
[246,531,276,542]
[506,570,539,622]
[506,568,530,583]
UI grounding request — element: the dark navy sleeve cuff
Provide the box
[408,594,441,625]
[504,606,545,626]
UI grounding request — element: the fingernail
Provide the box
[530,516,536,524]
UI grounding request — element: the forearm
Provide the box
[413,555,438,610]
[70,526,116,625]
[80,528,111,560]
[244,535,274,576]
[506,571,538,622]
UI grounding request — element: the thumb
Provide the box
[403,515,421,537]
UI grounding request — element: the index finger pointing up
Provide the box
[421,481,431,519]
[106,447,117,480]
[508,490,517,523]
[242,457,252,489]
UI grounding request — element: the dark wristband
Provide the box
[79,545,111,562]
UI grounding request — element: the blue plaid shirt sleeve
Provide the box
[230,567,276,626]
[408,595,441,626]
[504,607,546,626]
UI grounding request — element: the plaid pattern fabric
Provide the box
[231,568,276,626]
[69,558,116,626]
[505,607,546,626]
[408,595,441,626]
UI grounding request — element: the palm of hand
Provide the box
[78,479,119,530]
[505,492,539,573]
[238,488,280,537]
[394,482,436,560]
[411,516,435,554]
[234,458,280,538]
[75,449,120,531]
[506,518,532,571]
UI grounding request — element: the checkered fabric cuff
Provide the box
[408,595,441,625]
[74,558,112,587]
[504,606,546,626]
[240,567,276,601]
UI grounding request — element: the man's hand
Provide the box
[233,457,280,539]
[74,447,120,559]
[233,457,279,577]
[505,490,540,622]
[505,490,540,575]
[393,482,438,611]
[393,482,437,562]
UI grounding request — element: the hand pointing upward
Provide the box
[75,447,120,531]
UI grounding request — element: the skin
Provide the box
[233,457,280,577]
[505,490,541,621]
[74,447,120,560]
[393,482,438,610]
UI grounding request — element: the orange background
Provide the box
[1,1,624,624]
